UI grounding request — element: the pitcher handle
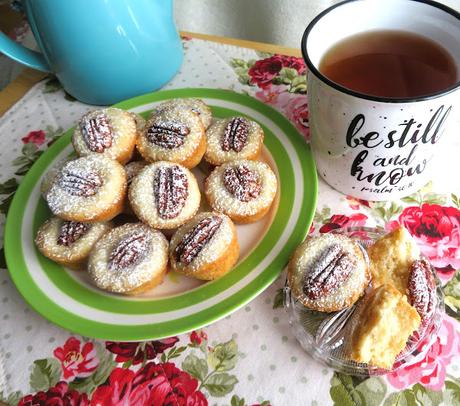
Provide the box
[0,31,50,72]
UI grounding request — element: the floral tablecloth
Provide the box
[0,37,460,406]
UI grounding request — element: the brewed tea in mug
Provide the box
[319,30,458,98]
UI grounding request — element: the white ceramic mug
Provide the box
[301,0,460,201]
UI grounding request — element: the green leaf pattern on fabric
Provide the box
[29,358,61,392]
[182,354,209,382]
[331,374,449,406]
[0,391,23,406]
[207,340,238,372]
[371,201,403,224]
[400,182,446,207]
[164,345,187,361]
[180,339,240,399]
[383,390,416,406]
[330,373,360,406]
[0,178,18,216]
[230,58,256,85]
[444,377,460,406]
[0,178,19,195]
[444,269,460,321]
[452,193,460,209]
[313,206,331,224]
[230,394,247,406]
[354,376,387,405]
[330,373,385,406]
[0,126,62,216]
[203,373,238,397]
[382,384,443,406]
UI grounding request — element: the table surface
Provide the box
[0,32,460,406]
[0,32,300,117]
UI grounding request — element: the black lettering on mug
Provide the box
[346,105,451,190]
[346,114,383,148]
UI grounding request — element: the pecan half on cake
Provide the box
[169,212,240,280]
[204,116,264,166]
[137,106,206,168]
[72,108,138,164]
[204,159,278,224]
[288,233,370,312]
[88,223,168,295]
[128,161,200,230]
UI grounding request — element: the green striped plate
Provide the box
[4,88,317,341]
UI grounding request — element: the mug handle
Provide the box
[0,32,50,72]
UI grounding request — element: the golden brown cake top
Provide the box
[368,226,420,295]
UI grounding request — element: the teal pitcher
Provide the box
[0,0,183,105]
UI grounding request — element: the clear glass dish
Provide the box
[284,226,444,376]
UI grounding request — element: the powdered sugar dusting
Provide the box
[146,120,190,149]
[128,161,200,229]
[45,155,126,221]
[88,223,168,293]
[170,212,235,271]
[408,259,436,322]
[205,117,264,165]
[125,161,147,185]
[223,164,261,202]
[109,232,150,271]
[289,233,369,311]
[205,159,277,217]
[154,165,189,219]
[175,215,222,265]
[138,107,204,164]
[222,117,249,152]
[40,158,71,198]
[303,244,354,300]
[80,112,113,153]
[57,221,90,247]
[72,108,137,163]
[154,98,212,129]
[58,169,103,197]
[128,112,146,133]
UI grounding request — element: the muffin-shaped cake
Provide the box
[72,108,137,164]
[88,223,168,294]
[204,117,264,165]
[153,98,212,129]
[347,284,421,369]
[368,226,420,295]
[288,233,370,312]
[205,159,277,223]
[123,161,148,214]
[137,107,206,168]
[35,217,112,269]
[45,155,127,222]
[128,161,200,229]
[169,212,239,280]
